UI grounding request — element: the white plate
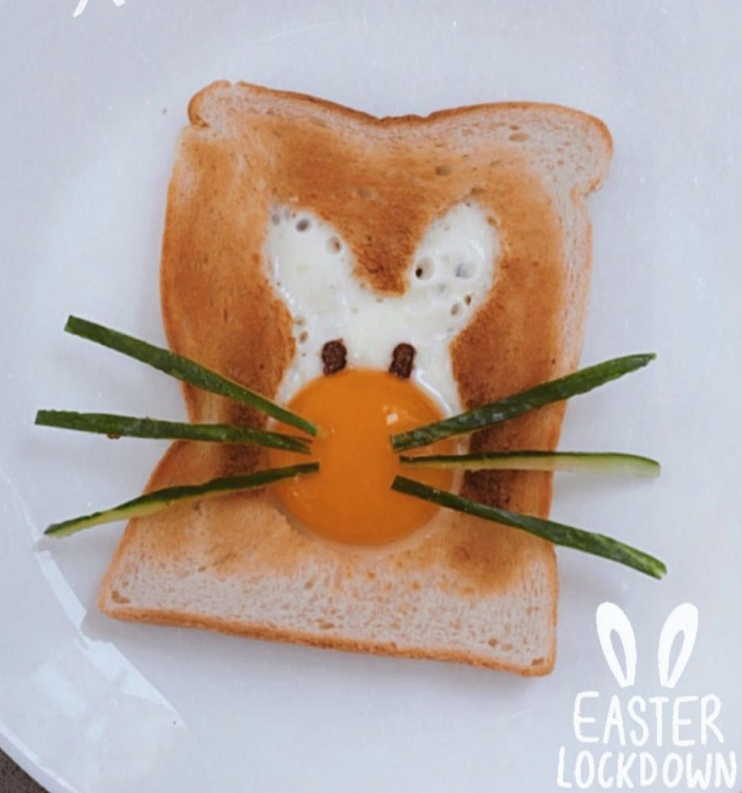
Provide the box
[2,2,742,791]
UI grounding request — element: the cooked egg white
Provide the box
[264,201,499,547]
[265,200,499,412]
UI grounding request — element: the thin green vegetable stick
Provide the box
[391,353,656,453]
[64,316,317,437]
[391,476,666,579]
[400,451,660,477]
[45,463,319,538]
[35,410,311,454]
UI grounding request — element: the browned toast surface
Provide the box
[100,82,612,674]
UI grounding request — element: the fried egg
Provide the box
[265,201,500,546]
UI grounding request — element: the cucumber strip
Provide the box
[64,316,318,437]
[391,476,666,579]
[35,410,311,454]
[391,353,656,452]
[400,451,660,477]
[45,463,319,538]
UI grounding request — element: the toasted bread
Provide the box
[99,81,612,674]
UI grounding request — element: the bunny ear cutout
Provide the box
[596,602,637,688]
[658,603,698,689]
[404,200,498,332]
[266,206,357,323]
[266,201,499,342]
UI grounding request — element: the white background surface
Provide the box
[1,1,741,791]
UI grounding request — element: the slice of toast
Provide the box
[99,81,612,674]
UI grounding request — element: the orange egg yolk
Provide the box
[269,369,454,546]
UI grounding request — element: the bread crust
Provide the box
[99,81,612,674]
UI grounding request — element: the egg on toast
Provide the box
[98,82,612,674]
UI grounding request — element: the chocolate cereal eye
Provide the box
[321,339,347,375]
[389,343,416,379]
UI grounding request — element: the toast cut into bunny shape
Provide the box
[99,82,612,674]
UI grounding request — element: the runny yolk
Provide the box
[269,368,455,546]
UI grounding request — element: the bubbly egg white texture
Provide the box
[264,201,499,413]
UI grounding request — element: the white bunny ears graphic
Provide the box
[73,0,125,18]
[596,602,699,689]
